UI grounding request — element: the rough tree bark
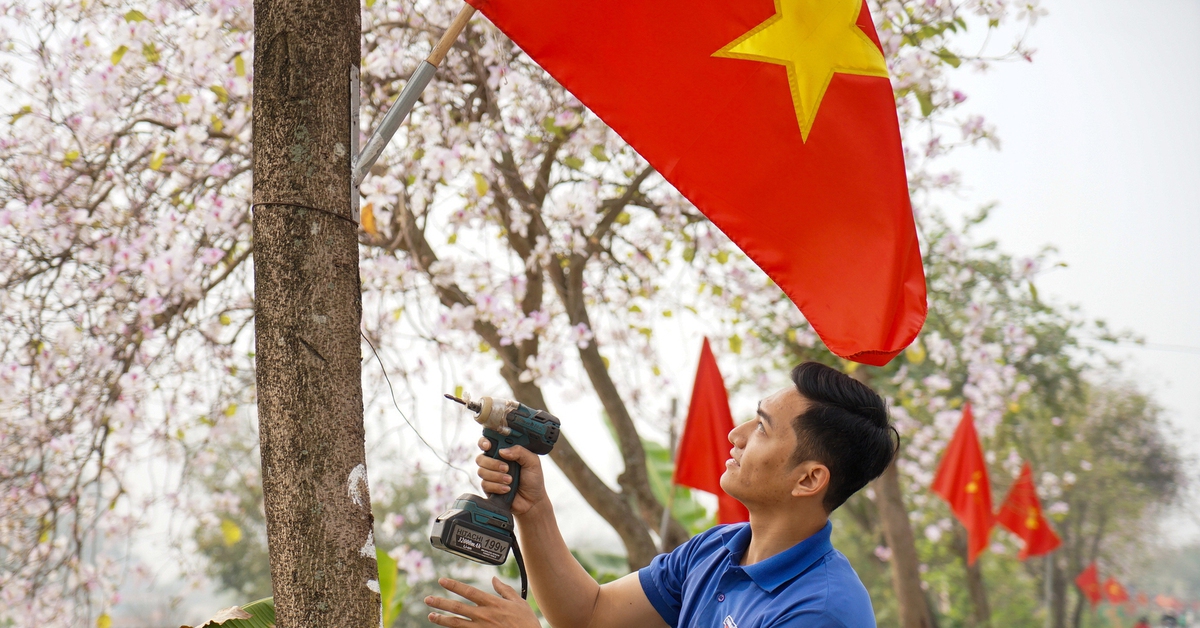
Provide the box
[955,525,992,626]
[252,0,379,625]
[854,367,934,628]
[873,460,936,628]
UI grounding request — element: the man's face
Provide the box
[719,386,808,508]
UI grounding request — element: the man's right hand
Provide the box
[476,439,546,516]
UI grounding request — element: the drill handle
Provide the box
[483,432,520,508]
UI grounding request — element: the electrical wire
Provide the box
[361,331,473,480]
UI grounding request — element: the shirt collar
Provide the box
[719,520,835,592]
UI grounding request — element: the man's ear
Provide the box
[791,461,830,499]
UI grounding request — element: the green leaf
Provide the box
[915,90,934,117]
[234,55,246,77]
[541,116,561,137]
[365,0,376,6]
[124,9,147,22]
[210,85,229,103]
[142,42,160,64]
[176,93,193,104]
[220,519,243,546]
[473,172,489,196]
[934,48,962,68]
[149,151,166,171]
[377,547,407,626]
[62,150,80,166]
[614,211,631,225]
[590,145,609,162]
[642,438,715,535]
[9,104,32,124]
[197,598,276,628]
[729,335,742,355]
[562,156,584,170]
[682,247,695,263]
[111,45,128,65]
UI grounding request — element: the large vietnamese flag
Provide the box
[931,404,994,564]
[995,462,1062,560]
[466,0,927,365]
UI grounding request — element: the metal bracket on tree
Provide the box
[351,3,477,203]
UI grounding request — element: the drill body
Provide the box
[430,396,560,565]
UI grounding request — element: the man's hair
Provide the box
[789,362,898,512]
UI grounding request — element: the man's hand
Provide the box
[425,577,540,628]
[476,439,546,516]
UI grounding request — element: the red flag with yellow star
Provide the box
[995,462,1062,559]
[1104,578,1130,605]
[465,0,926,365]
[1077,563,1103,607]
[931,404,994,564]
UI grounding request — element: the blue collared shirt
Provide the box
[639,521,875,628]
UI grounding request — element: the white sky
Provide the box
[935,0,1200,540]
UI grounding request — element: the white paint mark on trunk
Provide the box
[348,463,368,507]
[367,578,380,593]
[360,530,376,559]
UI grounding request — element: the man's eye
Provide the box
[756,420,765,432]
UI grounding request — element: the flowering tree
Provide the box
[0,0,1054,623]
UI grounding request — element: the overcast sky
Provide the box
[935,0,1200,539]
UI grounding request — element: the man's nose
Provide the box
[728,420,748,446]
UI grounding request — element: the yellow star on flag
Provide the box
[714,0,889,142]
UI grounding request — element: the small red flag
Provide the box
[1103,578,1130,604]
[674,338,749,524]
[995,462,1062,559]
[1076,562,1103,607]
[931,404,994,564]
[466,0,927,365]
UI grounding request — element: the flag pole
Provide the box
[353,3,477,187]
[658,398,678,551]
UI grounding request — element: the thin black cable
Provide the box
[511,532,528,600]
[361,331,472,479]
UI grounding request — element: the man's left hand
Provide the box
[425,577,540,628]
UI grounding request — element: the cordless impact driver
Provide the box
[430,394,560,595]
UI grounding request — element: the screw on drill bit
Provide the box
[444,393,482,413]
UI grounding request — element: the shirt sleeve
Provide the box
[637,527,722,627]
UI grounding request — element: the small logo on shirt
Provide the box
[723,616,738,628]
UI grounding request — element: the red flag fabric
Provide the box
[995,462,1062,559]
[931,404,994,564]
[1103,578,1130,604]
[1076,563,1103,607]
[674,338,750,524]
[466,0,927,365]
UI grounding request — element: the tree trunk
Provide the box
[1050,554,1068,628]
[252,0,378,625]
[873,460,935,628]
[954,525,992,627]
[853,367,933,628]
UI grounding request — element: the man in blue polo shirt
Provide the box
[425,362,898,628]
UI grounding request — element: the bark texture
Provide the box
[873,460,936,628]
[252,0,379,625]
[955,526,992,627]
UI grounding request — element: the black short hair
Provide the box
[789,362,898,512]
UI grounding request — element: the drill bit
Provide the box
[444,393,482,414]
